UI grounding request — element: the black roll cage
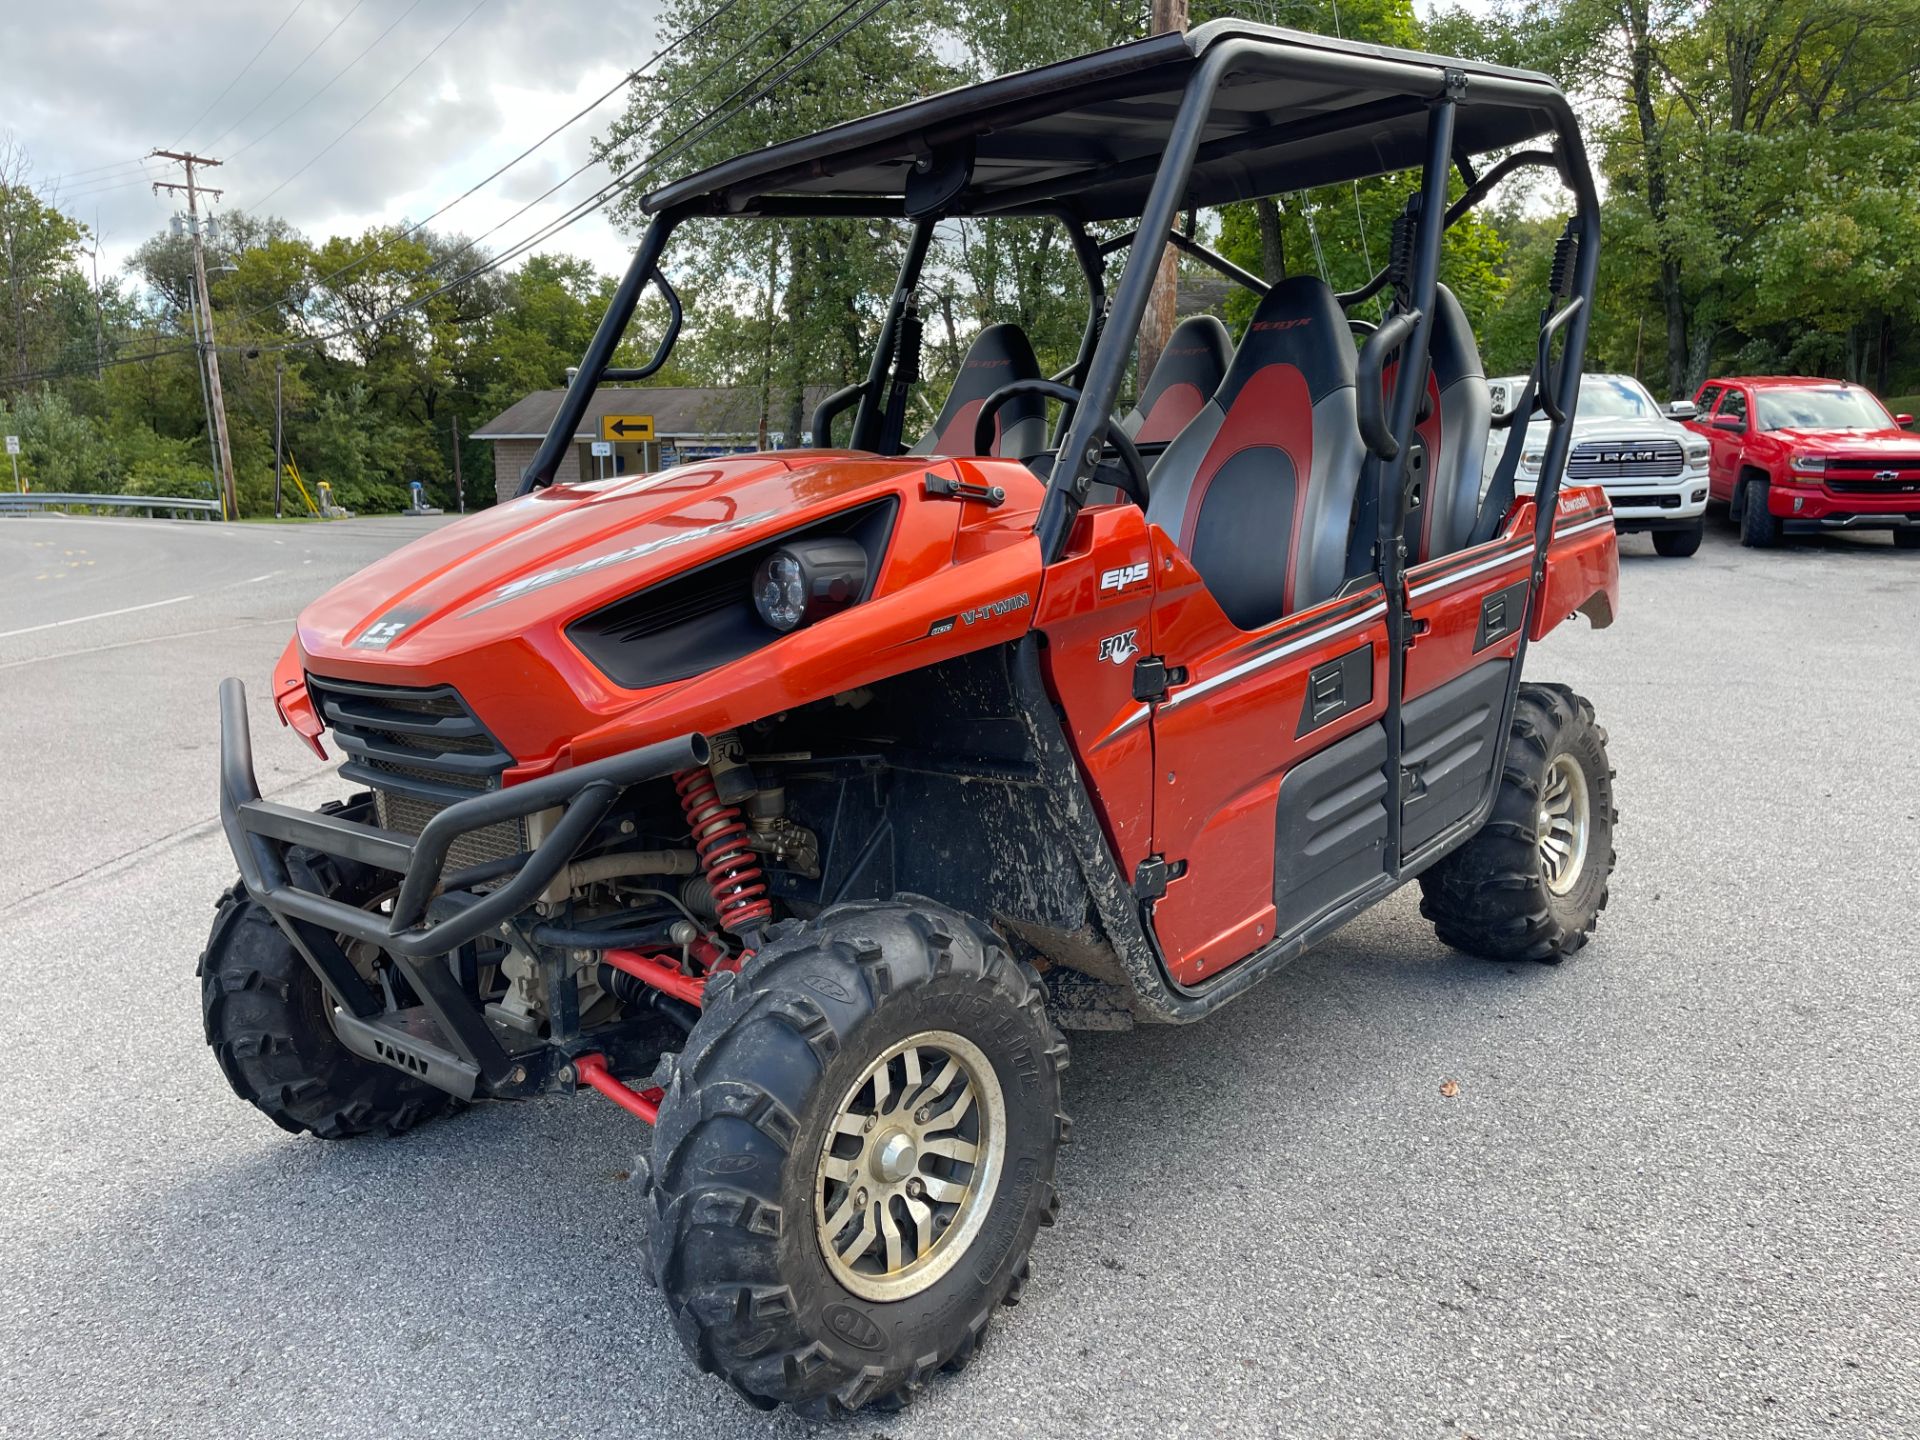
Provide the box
[521,26,1597,599]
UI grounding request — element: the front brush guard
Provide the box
[216,677,708,1093]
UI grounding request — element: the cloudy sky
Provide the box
[3,0,669,283]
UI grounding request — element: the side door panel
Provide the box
[1397,524,1536,864]
[1146,527,1390,985]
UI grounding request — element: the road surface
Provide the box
[1,512,1914,1438]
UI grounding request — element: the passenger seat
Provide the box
[1403,284,1493,563]
[912,323,1049,458]
[1145,277,1365,629]
[1122,315,1233,444]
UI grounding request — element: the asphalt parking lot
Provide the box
[1,512,1915,1439]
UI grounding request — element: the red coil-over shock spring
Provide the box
[674,764,771,940]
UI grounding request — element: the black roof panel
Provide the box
[643,20,1572,222]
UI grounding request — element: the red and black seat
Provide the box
[912,323,1050,458]
[1145,276,1364,629]
[1397,284,1493,563]
[1122,315,1233,444]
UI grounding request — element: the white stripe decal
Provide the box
[1163,602,1388,711]
[1094,515,1611,743]
[1408,547,1530,600]
[1101,705,1150,743]
[1407,514,1615,602]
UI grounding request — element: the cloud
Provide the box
[4,0,665,282]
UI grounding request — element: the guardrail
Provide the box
[0,492,222,519]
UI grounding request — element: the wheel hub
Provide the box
[814,1030,1007,1302]
[1538,752,1592,896]
[871,1129,917,1183]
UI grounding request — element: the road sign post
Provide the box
[6,434,20,494]
[591,438,613,480]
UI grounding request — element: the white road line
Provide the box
[0,593,194,640]
[0,618,294,672]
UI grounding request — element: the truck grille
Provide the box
[306,675,525,875]
[1565,439,1685,481]
[1821,456,1920,495]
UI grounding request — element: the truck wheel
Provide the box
[1418,684,1616,963]
[1652,521,1703,557]
[1739,478,1782,547]
[645,900,1069,1418]
[198,797,459,1140]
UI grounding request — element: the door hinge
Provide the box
[1132,655,1187,703]
[923,472,1005,507]
[1133,854,1185,900]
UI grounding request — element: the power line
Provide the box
[37,157,150,187]
[229,0,897,364]
[245,0,492,212]
[253,0,751,314]
[8,0,897,387]
[42,169,166,204]
[174,1,310,150]
[416,0,832,286]
[200,0,374,156]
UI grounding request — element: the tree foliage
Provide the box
[4,2,1918,515]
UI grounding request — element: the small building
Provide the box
[473,385,830,504]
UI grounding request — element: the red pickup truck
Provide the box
[1680,377,1920,548]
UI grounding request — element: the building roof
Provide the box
[472,385,834,441]
[642,20,1572,222]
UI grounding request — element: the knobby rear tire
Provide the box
[1419,683,1617,963]
[642,898,1069,1419]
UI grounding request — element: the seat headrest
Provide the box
[954,323,1040,391]
[1428,284,1486,387]
[1133,315,1234,443]
[1218,276,1355,409]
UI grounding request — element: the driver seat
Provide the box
[911,323,1049,458]
[1146,276,1364,629]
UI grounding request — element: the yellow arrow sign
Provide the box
[600,414,655,442]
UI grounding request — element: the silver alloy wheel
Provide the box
[814,1030,1006,1302]
[1538,752,1591,896]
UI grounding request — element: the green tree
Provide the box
[597,0,966,442]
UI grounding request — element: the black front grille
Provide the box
[307,675,511,803]
[1566,439,1685,481]
[307,675,524,875]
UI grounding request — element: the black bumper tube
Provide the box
[217,677,709,959]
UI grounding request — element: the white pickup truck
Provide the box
[1486,373,1711,557]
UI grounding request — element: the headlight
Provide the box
[1521,449,1545,472]
[752,537,869,632]
[1683,440,1709,467]
[1789,453,1826,474]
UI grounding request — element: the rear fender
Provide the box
[1530,485,1619,641]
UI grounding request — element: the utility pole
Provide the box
[186,273,222,493]
[450,412,465,512]
[273,359,285,519]
[151,150,238,521]
[1137,0,1189,387]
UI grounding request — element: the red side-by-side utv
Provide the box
[204,20,1620,1417]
